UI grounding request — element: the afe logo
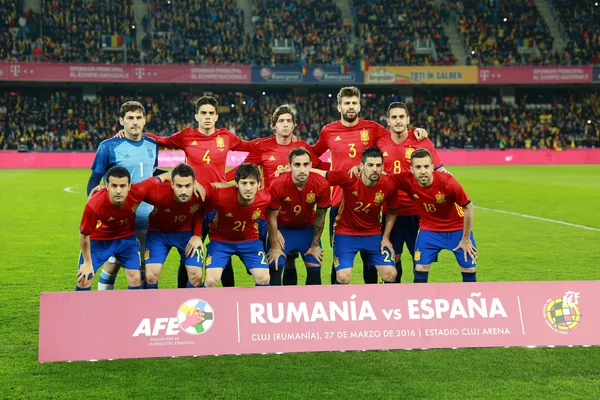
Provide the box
[135,67,145,79]
[10,64,21,77]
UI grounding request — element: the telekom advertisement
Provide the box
[39,281,598,362]
[0,62,251,83]
[2,149,600,169]
[478,66,592,84]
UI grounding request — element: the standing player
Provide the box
[87,101,158,290]
[143,163,210,289]
[391,149,477,283]
[77,166,171,291]
[377,102,447,283]
[202,163,272,288]
[312,86,429,284]
[144,96,247,288]
[226,104,330,284]
[311,147,399,284]
[266,148,331,285]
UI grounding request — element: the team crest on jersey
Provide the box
[405,147,415,159]
[131,204,139,213]
[251,210,261,220]
[360,130,370,143]
[333,257,340,267]
[205,255,212,266]
[435,193,446,204]
[144,249,150,261]
[306,193,316,203]
[216,135,225,151]
[96,220,102,229]
[374,192,385,203]
[147,149,154,159]
[414,251,421,261]
[190,204,199,213]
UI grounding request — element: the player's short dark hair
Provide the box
[361,146,383,163]
[196,96,219,114]
[411,148,432,163]
[271,104,297,128]
[106,166,131,184]
[337,86,361,104]
[171,163,195,181]
[387,102,409,117]
[288,147,311,164]
[119,101,145,118]
[235,163,261,183]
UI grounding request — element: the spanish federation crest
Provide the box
[216,135,225,151]
[374,192,385,203]
[251,210,261,220]
[435,193,446,204]
[190,204,199,213]
[360,129,370,142]
[306,193,316,203]
[405,147,415,159]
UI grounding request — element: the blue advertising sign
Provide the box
[593,67,600,82]
[251,66,363,84]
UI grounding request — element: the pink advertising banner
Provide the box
[39,281,598,362]
[2,149,599,169]
[478,66,592,84]
[0,62,251,83]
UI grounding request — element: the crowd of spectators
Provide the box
[2,88,598,152]
[550,0,600,65]
[147,0,248,65]
[454,0,559,66]
[250,0,355,66]
[353,0,456,66]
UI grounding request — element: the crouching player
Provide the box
[391,148,477,283]
[77,166,170,290]
[311,147,399,284]
[143,163,210,289]
[266,148,331,285]
[203,163,272,287]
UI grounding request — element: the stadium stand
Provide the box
[2,89,598,151]
[352,0,456,66]
[549,0,600,65]
[148,0,247,65]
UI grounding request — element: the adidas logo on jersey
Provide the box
[191,140,198,146]
[413,194,419,198]
[107,217,115,221]
[225,213,233,217]
[352,191,358,196]
[335,136,342,141]
[164,209,171,212]
[124,154,130,159]
[284,197,291,202]
[383,151,389,156]
[268,156,276,161]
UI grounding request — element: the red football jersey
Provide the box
[204,186,271,242]
[144,181,212,236]
[377,128,443,216]
[312,119,389,206]
[80,178,158,240]
[232,136,323,188]
[268,172,331,228]
[392,170,471,232]
[327,171,400,236]
[146,128,244,182]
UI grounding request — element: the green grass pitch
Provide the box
[1,165,600,399]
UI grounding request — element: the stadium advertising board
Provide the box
[251,66,363,84]
[0,62,251,83]
[478,66,592,84]
[39,281,599,362]
[364,66,478,84]
[593,67,600,82]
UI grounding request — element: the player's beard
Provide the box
[294,173,308,184]
[342,110,358,123]
[366,172,380,183]
[417,174,432,186]
[177,194,190,203]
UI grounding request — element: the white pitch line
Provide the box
[477,206,600,232]
[63,186,82,194]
